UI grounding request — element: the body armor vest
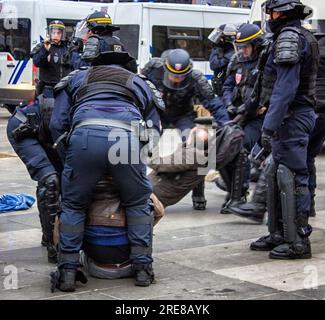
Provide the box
[73,65,143,112]
[162,88,195,118]
[230,57,259,106]
[296,27,320,100]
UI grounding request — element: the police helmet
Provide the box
[263,0,313,19]
[208,24,237,45]
[82,35,136,71]
[48,20,66,42]
[162,49,193,90]
[86,11,120,34]
[235,23,265,48]
[73,19,89,44]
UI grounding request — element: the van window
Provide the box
[47,19,79,40]
[152,26,213,61]
[308,20,325,34]
[115,25,140,59]
[0,18,31,60]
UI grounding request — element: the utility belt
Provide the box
[12,111,39,142]
[53,118,151,149]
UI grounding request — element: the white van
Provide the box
[0,0,249,109]
[249,0,324,31]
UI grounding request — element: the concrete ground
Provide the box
[1,107,325,300]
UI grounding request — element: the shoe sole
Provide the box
[134,281,151,287]
[231,211,264,224]
[250,246,273,252]
[269,252,312,260]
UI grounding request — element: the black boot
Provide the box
[50,268,87,293]
[41,234,48,247]
[192,181,207,210]
[215,176,227,192]
[47,245,58,264]
[309,195,316,217]
[220,149,248,214]
[269,236,312,259]
[132,264,156,287]
[250,232,284,251]
[228,163,268,223]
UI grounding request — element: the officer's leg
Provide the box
[269,112,315,259]
[109,159,155,286]
[230,154,272,223]
[175,113,207,210]
[220,148,248,214]
[269,165,312,259]
[52,129,109,292]
[7,116,59,261]
[250,157,284,250]
[307,114,325,217]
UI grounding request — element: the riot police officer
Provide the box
[67,19,91,71]
[31,20,71,95]
[6,94,62,263]
[49,33,164,292]
[219,23,269,214]
[251,0,319,259]
[208,24,237,96]
[231,32,325,222]
[306,33,325,218]
[142,48,229,210]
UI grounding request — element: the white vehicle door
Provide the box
[0,17,32,89]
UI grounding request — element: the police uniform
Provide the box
[251,0,319,259]
[208,24,237,96]
[31,21,71,95]
[7,94,62,263]
[142,54,229,135]
[307,35,325,217]
[49,34,164,292]
[220,24,269,214]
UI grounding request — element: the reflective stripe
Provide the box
[49,23,65,28]
[127,215,153,226]
[131,245,152,256]
[236,30,264,43]
[165,62,191,75]
[8,60,22,85]
[60,223,84,234]
[12,59,29,85]
[87,18,112,24]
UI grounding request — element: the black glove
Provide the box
[261,130,273,152]
[236,104,247,115]
[227,104,237,116]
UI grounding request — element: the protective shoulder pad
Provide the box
[275,27,301,65]
[30,43,43,58]
[138,74,165,112]
[54,69,84,95]
[192,70,215,100]
[141,58,164,76]
[81,35,101,62]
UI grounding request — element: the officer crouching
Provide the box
[49,30,164,291]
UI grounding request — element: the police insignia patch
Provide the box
[175,64,182,71]
[235,73,242,84]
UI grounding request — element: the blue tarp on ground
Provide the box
[0,194,35,213]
